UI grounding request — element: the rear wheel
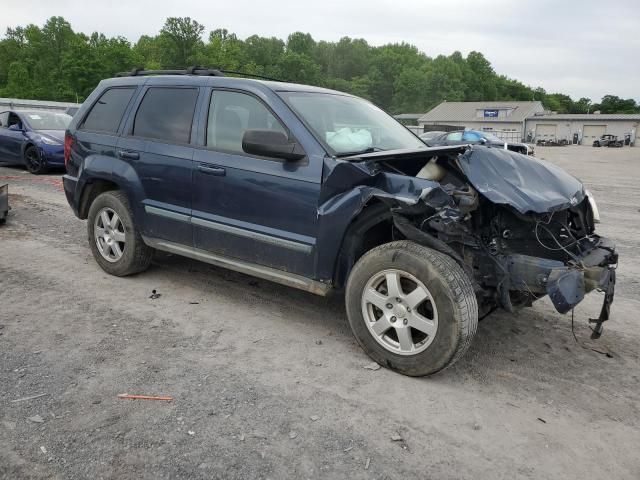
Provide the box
[87,191,153,276]
[24,146,48,174]
[345,241,478,376]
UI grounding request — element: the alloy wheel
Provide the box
[361,269,438,355]
[25,148,45,173]
[94,207,126,262]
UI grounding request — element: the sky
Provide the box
[2,0,639,102]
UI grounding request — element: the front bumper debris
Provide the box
[506,235,617,328]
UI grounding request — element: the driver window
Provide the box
[8,113,22,128]
[446,132,463,141]
[0,112,8,127]
[207,90,286,154]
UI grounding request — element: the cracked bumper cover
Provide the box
[506,236,617,314]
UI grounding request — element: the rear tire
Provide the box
[87,191,153,276]
[345,241,478,376]
[24,146,48,175]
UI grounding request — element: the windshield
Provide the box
[279,92,426,155]
[478,131,503,142]
[22,111,72,130]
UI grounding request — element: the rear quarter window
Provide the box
[81,87,136,133]
[132,87,199,144]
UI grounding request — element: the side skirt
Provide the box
[142,236,331,296]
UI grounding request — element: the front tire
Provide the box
[345,241,478,376]
[87,191,153,276]
[24,146,48,174]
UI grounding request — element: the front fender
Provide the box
[315,157,451,281]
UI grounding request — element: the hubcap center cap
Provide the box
[393,303,408,318]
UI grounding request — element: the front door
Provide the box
[0,112,26,164]
[192,89,320,277]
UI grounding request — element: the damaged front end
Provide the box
[326,145,617,336]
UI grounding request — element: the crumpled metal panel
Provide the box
[319,158,452,209]
[457,147,585,214]
[314,158,455,281]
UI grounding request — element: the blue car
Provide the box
[0,109,72,174]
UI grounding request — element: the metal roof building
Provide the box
[418,101,544,141]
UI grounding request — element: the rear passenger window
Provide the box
[207,90,286,154]
[133,87,198,144]
[81,88,135,133]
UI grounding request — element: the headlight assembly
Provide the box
[40,136,61,145]
[585,190,601,224]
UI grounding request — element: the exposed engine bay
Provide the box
[322,145,617,336]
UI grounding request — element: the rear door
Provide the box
[191,89,320,277]
[119,86,200,246]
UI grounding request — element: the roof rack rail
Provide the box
[115,66,283,82]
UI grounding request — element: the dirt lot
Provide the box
[1,146,639,480]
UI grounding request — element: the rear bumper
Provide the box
[507,235,617,314]
[63,174,80,217]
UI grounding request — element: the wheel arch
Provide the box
[78,178,121,219]
[21,142,37,161]
[332,200,396,290]
[76,155,145,220]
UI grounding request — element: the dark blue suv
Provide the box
[63,68,617,376]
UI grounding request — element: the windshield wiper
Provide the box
[335,147,385,158]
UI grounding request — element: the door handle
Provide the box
[198,164,226,176]
[118,150,139,160]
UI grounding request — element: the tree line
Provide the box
[1,16,638,115]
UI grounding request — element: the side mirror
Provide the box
[479,137,487,144]
[242,129,305,161]
[8,123,24,132]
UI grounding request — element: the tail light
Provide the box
[64,133,74,168]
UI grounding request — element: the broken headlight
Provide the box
[585,190,601,224]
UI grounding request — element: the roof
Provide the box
[419,101,544,123]
[526,113,640,121]
[394,113,424,120]
[102,75,348,96]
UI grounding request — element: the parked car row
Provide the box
[420,129,535,155]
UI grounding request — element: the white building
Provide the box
[524,113,640,146]
[416,101,640,146]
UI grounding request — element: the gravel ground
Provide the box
[1,146,639,480]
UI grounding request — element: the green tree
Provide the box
[592,95,639,114]
[1,16,637,115]
[159,17,205,68]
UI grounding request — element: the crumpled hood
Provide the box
[457,146,584,214]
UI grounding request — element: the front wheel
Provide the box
[345,241,478,376]
[87,191,153,276]
[24,146,48,174]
